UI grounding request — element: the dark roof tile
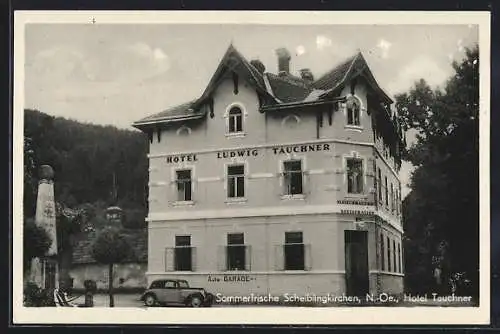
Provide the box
[267,73,313,103]
[134,100,202,124]
[312,54,358,91]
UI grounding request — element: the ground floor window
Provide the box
[398,242,402,273]
[226,233,247,271]
[175,235,193,271]
[393,239,397,273]
[284,231,305,270]
[380,233,385,271]
[386,236,391,272]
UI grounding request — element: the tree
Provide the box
[91,227,133,307]
[396,45,479,296]
[24,218,52,272]
[24,137,38,217]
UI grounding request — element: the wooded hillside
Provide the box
[24,109,149,228]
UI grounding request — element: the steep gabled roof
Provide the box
[193,44,274,107]
[133,100,203,126]
[312,54,358,91]
[133,44,277,128]
[314,52,393,104]
[133,46,393,128]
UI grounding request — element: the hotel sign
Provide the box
[338,199,375,216]
[166,144,332,163]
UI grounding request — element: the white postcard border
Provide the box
[12,10,491,325]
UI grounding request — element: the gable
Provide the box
[133,46,394,129]
[193,44,273,108]
[314,53,393,104]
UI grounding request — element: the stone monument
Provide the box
[30,165,59,289]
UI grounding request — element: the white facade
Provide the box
[134,45,405,299]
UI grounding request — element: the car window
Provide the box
[178,280,189,288]
[164,281,177,289]
[149,281,163,289]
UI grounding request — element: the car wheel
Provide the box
[144,294,157,307]
[188,295,203,308]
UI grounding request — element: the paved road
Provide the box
[71,293,145,308]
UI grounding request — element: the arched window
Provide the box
[282,114,300,129]
[228,106,243,133]
[346,96,361,126]
[176,126,191,137]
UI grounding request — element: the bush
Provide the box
[23,282,55,307]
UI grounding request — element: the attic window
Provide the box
[228,106,243,133]
[176,126,191,137]
[346,96,361,126]
[282,114,300,129]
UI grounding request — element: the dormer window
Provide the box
[228,106,243,133]
[346,96,361,126]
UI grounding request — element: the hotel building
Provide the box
[133,45,405,297]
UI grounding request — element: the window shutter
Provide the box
[217,245,226,271]
[274,245,284,271]
[165,248,174,272]
[169,179,177,204]
[304,244,312,271]
[245,245,252,271]
[191,247,197,272]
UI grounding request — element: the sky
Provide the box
[24,23,479,198]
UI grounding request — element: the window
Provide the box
[393,240,397,272]
[346,158,364,194]
[228,106,243,133]
[380,234,385,271]
[399,184,403,214]
[390,183,394,212]
[176,126,191,137]
[227,165,245,198]
[282,114,300,129]
[178,280,189,288]
[176,169,192,201]
[174,235,192,271]
[386,236,391,272]
[226,233,246,271]
[284,232,304,270]
[283,160,303,195]
[346,96,361,126]
[385,176,389,207]
[150,280,164,289]
[164,280,176,288]
[377,168,382,202]
[398,243,402,273]
[396,190,399,215]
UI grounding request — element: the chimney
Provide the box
[299,68,314,83]
[275,47,291,75]
[250,59,266,74]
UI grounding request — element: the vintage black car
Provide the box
[140,279,214,307]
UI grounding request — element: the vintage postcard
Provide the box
[13,10,491,325]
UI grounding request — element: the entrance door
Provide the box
[344,230,369,296]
